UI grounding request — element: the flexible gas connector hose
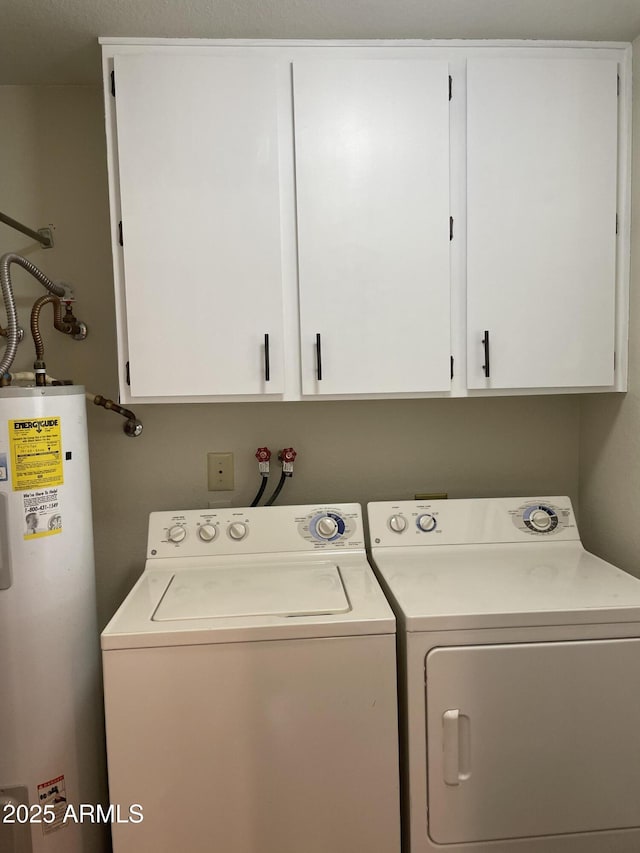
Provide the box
[0,253,65,376]
[31,294,73,360]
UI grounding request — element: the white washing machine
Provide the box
[102,503,400,853]
[367,496,640,853]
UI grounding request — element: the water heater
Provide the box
[0,386,108,853]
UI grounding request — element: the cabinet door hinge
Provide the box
[449,216,454,241]
[450,356,454,379]
[125,361,130,386]
[448,75,452,101]
[617,74,620,97]
[616,214,619,235]
[118,221,123,246]
[614,351,616,370]
[111,70,116,97]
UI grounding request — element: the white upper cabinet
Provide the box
[101,40,630,403]
[112,53,285,397]
[466,57,620,390]
[292,59,451,395]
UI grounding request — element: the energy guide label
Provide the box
[9,417,63,490]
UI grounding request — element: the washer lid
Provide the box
[101,553,395,649]
[153,562,350,621]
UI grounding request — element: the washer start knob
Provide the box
[167,525,186,543]
[228,522,248,541]
[316,516,339,539]
[417,513,437,533]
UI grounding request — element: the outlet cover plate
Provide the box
[207,452,234,491]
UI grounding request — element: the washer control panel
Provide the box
[368,497,580,547]
[147,503,364,558]
[152,510,252,555]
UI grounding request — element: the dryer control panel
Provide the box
[147,503,365,558]
[368,497,580,547]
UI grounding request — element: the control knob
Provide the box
[417,513,437,533]
[198,523,217,542]
[228,522,248,541]
[167,525,186,543]
[316,516,339,539]
[388,515,407,534]
[529,509,553,531]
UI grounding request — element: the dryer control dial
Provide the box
[523,504,559,534]
[388,514,407,534]
[167,525,187,543]
[417,513,437,533]
[529,510,552,531]
[228,522,248,541]
[198,523,217,542]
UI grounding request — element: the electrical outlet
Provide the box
[207,452,234,491]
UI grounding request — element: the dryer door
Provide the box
[426,639,640,844]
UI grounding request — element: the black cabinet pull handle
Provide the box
[482,331,490,378]
[316,333,323,381]
[264,333,270,382]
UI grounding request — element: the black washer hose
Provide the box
[265,472,287,507]
[250,476,268,507]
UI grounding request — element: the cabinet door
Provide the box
[426,640,640,845]
[293,60,451,395]
[113,54,284,397]
[466,58,618,390]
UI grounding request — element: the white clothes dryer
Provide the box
[102,503,400,853]
[367,496,640,853]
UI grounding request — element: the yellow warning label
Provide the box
[9,417,63,491]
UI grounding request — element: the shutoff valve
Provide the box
[279,447,297,476]
[255,446,271,475]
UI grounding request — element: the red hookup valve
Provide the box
[279,447,297,476]
[255,447,271,475]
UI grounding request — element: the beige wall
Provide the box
[578,36,640,574]
[0,85,582,628]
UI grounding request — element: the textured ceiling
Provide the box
[1,0,639,85]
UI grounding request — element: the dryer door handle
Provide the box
[442,709,471,786]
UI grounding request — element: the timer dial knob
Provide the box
[316,516,339,539]
[228,522,248,541]
[198,523,217,542]
[529,509,552,531]
[388,515,407,533]
[417,513,437,533]
[167,525,186,543]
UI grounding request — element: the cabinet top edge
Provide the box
[98,37,631,51]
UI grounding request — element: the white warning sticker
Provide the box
[37,774,67,835]
[23,488,62,540]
